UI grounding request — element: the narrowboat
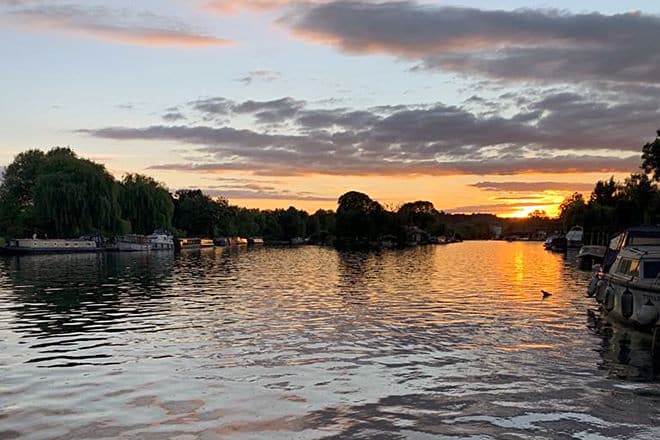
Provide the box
[1,238,101,254]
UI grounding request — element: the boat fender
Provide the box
[621,288,634,319]
[604,286,615,312]
[637,299,659,327]
[595,280,607,303]
[587,276,599,297]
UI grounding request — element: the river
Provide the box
[1,241,659,439]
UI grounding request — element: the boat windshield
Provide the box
[642,260,660,279]
[628,237,660,246]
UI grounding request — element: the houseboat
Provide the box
[226,237,248,246]
[176,237,201,251]
[1,238,101,254]
[117,234,150,252]
[200,238,215,248]
[147,231,175,251]
[591,247,660,331]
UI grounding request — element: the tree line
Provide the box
[557,131,660,239]
[0,147,497,246]
[3,131,660,246]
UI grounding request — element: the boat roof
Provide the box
[618,246,660,258]
[623,225,660,235]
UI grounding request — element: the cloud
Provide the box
[1,3,232,47]
[79,86,653,177]
[201,187,336,201]
[162,111,187,122]
[471,181,597,192]
[237,69,282,85]
[446,202,546,214]
[204,0,326,15]
[284,2,660,85]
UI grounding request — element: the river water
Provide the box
[0,242,659,439]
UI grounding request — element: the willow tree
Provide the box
[119,174,174,234]
[0,147,126,238]
[33,148,125,237]
[0,149,47,237]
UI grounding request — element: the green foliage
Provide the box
[0,147,124,238]
[120,174,174,234]
[173,189,227,237]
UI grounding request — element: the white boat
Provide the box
[1,238,100,254]
[117,234,150,252]
[566,225,584,248]
[147,231,174,251]
[591,246,660,330]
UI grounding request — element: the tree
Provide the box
[336,191,385,245]
[173,189,228,237]
[620,173,657,224]
[559,192,586,230]
[397,200,444,234]
[120,174,174,234]
[590,177,619,206]
[0,147,125,238]
[33,148,124,237]
[641,130,660,181]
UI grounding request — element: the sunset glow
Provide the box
[2,0,657,216]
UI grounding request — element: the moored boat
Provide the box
[117,234,150,252]
[591,247,660,331]
[1,238,101,254]
[147,231,175,251]
[176,237,201,251]
[566,225,584,248]
[200,238,215,248]
[576,245,607,270]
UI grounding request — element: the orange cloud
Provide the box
[3,4,232,47]
[204,1,325,14]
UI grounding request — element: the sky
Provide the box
[2,0,659,217]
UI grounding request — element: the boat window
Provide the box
[642,261,660,279]
[628,237,660,246]
[616,258,639,277]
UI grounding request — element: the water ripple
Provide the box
[1,242,659,439]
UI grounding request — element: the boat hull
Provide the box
[1,238,101,255]
[598,276,660,330]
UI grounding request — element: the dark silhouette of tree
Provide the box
[336,191,385,246]
[173,189,227,237]
[641,130,660,181]
[590,177,619,206]
[559,192,586,230]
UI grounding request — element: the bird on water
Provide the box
[541,290,552,298]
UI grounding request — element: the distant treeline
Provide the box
[0,147,504,246]
[2,132,660,246]
[555,131,660,241]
